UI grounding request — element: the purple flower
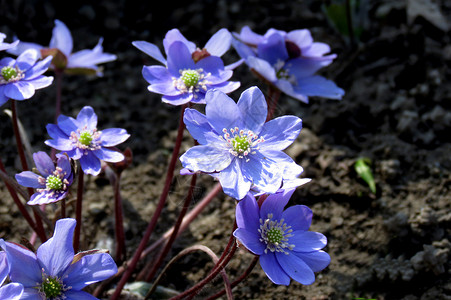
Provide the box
[133,29,240,105]
[15,151,73,205]
[7,20,116,76]
[0,218,117,299]
[180,86,304,200]
[233,26,344,103]
[233,190,330,285]
[45,106,130,176]
[0,33,19,52]
[0,252,23,300]
[0,49,53,106]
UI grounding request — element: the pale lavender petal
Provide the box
[257,33,288,65]
[183,108,214,145]
[133,41,166,65]
[236,86,267,133]
[259,252,290,285]
[260,189,295,220]
[92,148,124,163]
[56,114,79,136]
[286,29,313,50]
[32,151,54,177]
[15,49,39,72]
[0,240,41,287]
[63,253,117,290]
[15,171,43,189]
[236,26,264,46]
[276,251,315,285]
[242,153,283,195]
[217,159,251,200]
[204,28,231,57]
[258,116,302,151]
[50,20,73,56]
[162,93,193,106]
[64,290,99,300]
[100,128,130,147]
[148,81,179,96]
[0,252,8,286]
[28,191,61,205]
[233,228,264,255]
[282,205,312,231]
[225,58,245,70]
[180,145,231,173]
[205,89,243,133]
[0,283,23,300]
[68,38,116,68]
[20,288,41,300]
[232,39,256,60]
[163,29,196,55]
[142,65,172,83]
[4,81,35,100]
[292,250,330,272]
[246,56,277,83]
[211,81,240,94]
[290,231,327,252]
[76,106,97,130]
[37,218,75,277]
[26,75,54,89]
[79,151,101,176]
[295,75,345,100]
[166,41,195,74]
[6,41,43,57]
[44,137,74,152]
[0,86,8,106]
[24,55,53,80]
[303,42,332,58]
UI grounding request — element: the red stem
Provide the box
[266,85,281,121]
[73,164,84,252]
[110,104,187,300]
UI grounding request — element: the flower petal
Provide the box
[76,106,97,131]
[180,145,231,173]
[63,253,117,290]
[56,114,79,136]
[204,28,232,57]
[64,290,99,300]
[183,108,214,145]
[282,205,312,232]
[260,189,295,220]
[50,20,73,56]
[0,240,41,287]
[235,26,264,46]
[24,55,53,80]
[236,86,267,133]
[163,29,196,55]
[92,148,125,163]
[25,75,54,89]
[292,250,330,272]
[37,218,75,277]
[162,93,193,106]
[79,151,101,176]
[259,252,290,285]
[15,171,43,189]
[233,228,264,255]
[290,231,327,252]
[217,159,251,200]
[242,152,283,195]
[27,190,61,205]
[15,49,39,72]
[246,56,277,83]
[276,251,315,285]
[142,65,172,83]
[0,252,8,286]
[257,33,288,65]
[166,41,195,74]
[235,193,260,232]
[205,89,243,133]
[0,283,23,300]
[258,115,302,151]
[100,128,130,147]
[68,38,116,69]
[133,41,167,65]
[294,75,345,100]
[4,81,35,100]
[32,151,54,177]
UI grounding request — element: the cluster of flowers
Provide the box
[0,19,342,298]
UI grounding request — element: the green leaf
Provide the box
[354,158,376,194]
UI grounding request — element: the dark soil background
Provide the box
[1,0,451,299]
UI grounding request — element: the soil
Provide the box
[0,0,450,299]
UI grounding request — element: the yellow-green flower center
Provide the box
[46,175,63,190]
[181,70,200,87]
[79,131,93,146]
[41,276,63,298]
[232,136,250,153]
[266,227,284,244]
[1,66,17,81]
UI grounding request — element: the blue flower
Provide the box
[233,190,330,285]
[0,218,117,299]
[15,152,73,205]
[7,20,116,76]
[233,26,344,103]
[0,32,19,52]
[0,49,53,106]
[180,86,304,200]
[45,106,130,176]
[133,29,240,105]
[0,252,23,300]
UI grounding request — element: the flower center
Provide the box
[172,68,211,98]
[222,127,264,161]
[182,70,200,87]
[274,60,296,84]
[41,276,63,298]
[78,131,93,146]
[0,66,23,83]
[259,213,294,254]
[46,175,63,190]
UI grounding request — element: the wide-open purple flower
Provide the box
[0,252,23,300]
[133,29,240,105]
[0,33,19,52]
[7,19,116,76]
[45,106,130,176]
[180,86,303,200]
[0,49,53,106]
[15,151,73,205]
[233,26,344,103]
[0,218,117,299]
[233,190,330,285]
